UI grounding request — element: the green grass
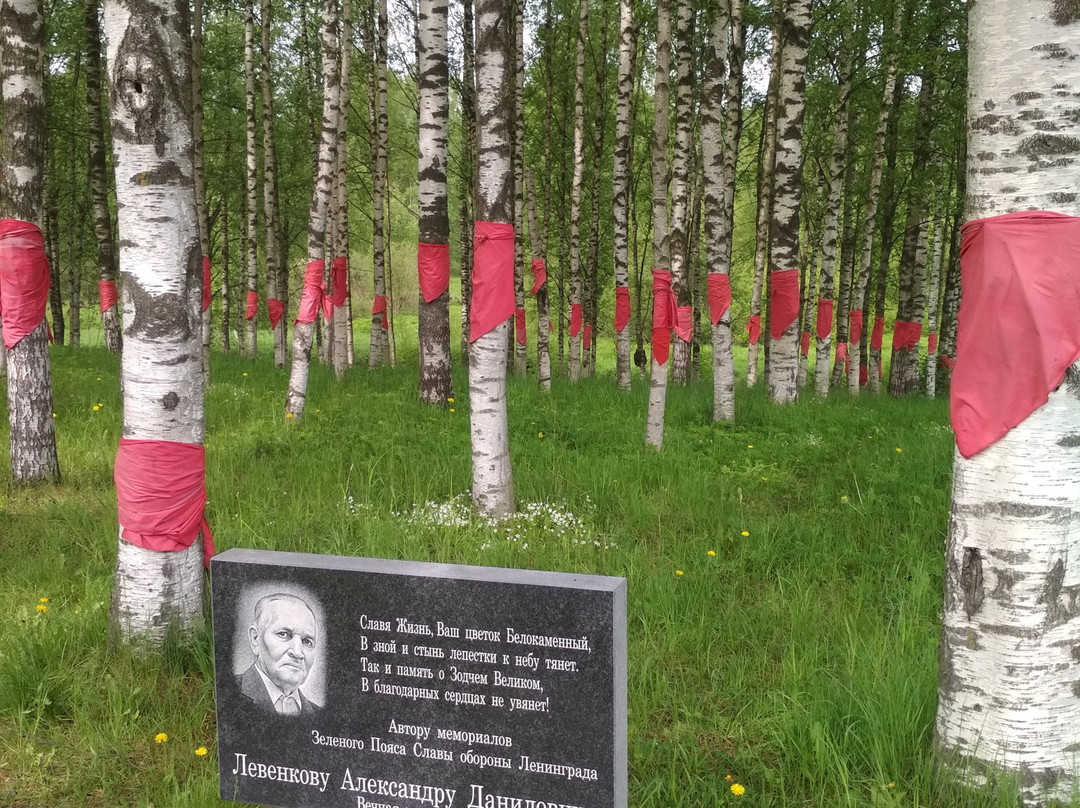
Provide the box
[0,323,1040,807]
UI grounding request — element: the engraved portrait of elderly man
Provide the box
[237,593,323,716]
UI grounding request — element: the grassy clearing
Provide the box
[0,327,1038,807]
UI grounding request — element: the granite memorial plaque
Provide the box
[211,548,626,808]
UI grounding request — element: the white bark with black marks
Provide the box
[368,0,390,368]
[566,0,586,382]
[331,0,352,380]
[935,4,1080,804]
[243,0,259,359]
[611,0,636,391]
[103,0,205,643]
[525,168,550,391]
[669,0,694,385]
[262,0,287,369]
[925,202,944,398]
[192,0,210,382]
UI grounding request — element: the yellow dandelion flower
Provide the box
[761,476,767,481]
[730,783,745,796]
[39,597,48,604]
[92,405,100,412]
[707,550,716,557]
[195,746,209,757]
[52,412,57,418]
[242,372,248,377]
[725,775,732,781]
[841,495,850,503]
[741,531,749,537]
[36,604,47,613]
[896,447,902,453]
[448,397,455,404]
[747,444,753,449]
[675,570,684,577]
[285,412,294,419]
[155,733,168,744]
[98,403,104,407]
[888,782,895,788]
[450,408,456,413]
[538,432,544,438]
[97,377,101,381]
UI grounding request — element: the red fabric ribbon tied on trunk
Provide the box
[651,269,677,364]
[768,269,800,339]
[0,219,50,350]
[372,295,389,330]
[418,243,449,303]
[746,315,761,345]
[815,299,833,341]
[530,258,547,296]
[515,307,527,346]
[570,303,583,337]
[952,211,1080,458]
[928,332,938,355]
[583,324,592,350]
[267,298,285,329]
[114,438,215,568]
[295,260,325,325]
[469,222,515,343]
[707,273,731,326]
[202,257,211,313]
[848,309,864,345]
[892,320,922,351]
[331,256,348,308]
[800,332,811,357]
[674,305,693,343]
[614,285,631,332]
[870,316,885,351]
[245,291,258,321]
[99,279,118,314]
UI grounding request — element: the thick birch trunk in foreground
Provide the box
[611,0,635,391]
[643,0,671,450]
[2,0,60,483]
[86,0,122,355]
[470,0,514,517]
[934,5,1080,804]
[669,0,694,385]
[103,0,205,642]
[417,0,452,402]
[285,0,339,420]
[766,0,811,404]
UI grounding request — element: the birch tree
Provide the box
[262,0,288,369]
[470,0,515,517]
[669,0,694,385]
[766,0,812,404]
[192,0,211,380]
[934,4,1080,803]
[1,0,60,483]
[566,0,587,381]
[417,0,453,402]
[330,0,352,380]
[243,0,259,359]
[525,168,551,391]
[611,0,635,390]
[285,0,340,420]
[103,0,207,643]
[368,0,390,368]
[86,0,122,354]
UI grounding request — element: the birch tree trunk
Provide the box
[262,0,287,369]
[848,1,902,395]
[611,0,635,390]
[525,168,551,391]
[511,0,527,376]
[459,0,476,366]
[285,0,340,420]
[192,0,211,382]
[935,5,1080,803]
[417,0,452,402]
[331,0,352,380]
[2,0,60,483]
[643,0,671,449]
[937,135,965,383]
[583,0,609,380]
[368,0,390,368]
[103,0,205,643]
[470,0,514,517]
[766,0,811,404]
[924,198,944,398]
[669,0,694,385]
[221,183,232,353]
[814,36,852,397]
[43,153,64,347]
[566,0,587,382]
[86,0,122,354]
[243,0,259,359]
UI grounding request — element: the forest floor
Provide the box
[0,325,1050,807]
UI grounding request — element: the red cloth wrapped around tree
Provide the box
[267,298,285,329]
[114,438,215,568]
[99,279,118,314]
[530,258,547,296]
[835,341,848,373]
[746,315,761,345]
[800,331,811,357]
[707,273,731,326]
[614,285,631,332]
[295,260,325,324]
[651,269,677,364]
[583,324,592,350]
[870,316,885,351]
[815,299,833,340]
[892,320,922,351]
[372,295,389,330]
[769,269,800,339]
[331,256,349,307]
[860,364,868,385]
[0,219,50,350]
[470,222,515,343]
[848,309,864,345]
[952,211,1080,458]
[570,303,583,337]
[928,332,938,355]
[418,243,449,303]
[674,305,693,342]
[202,256,212,313]
[245,291,258,320]
[515,307,527,346]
